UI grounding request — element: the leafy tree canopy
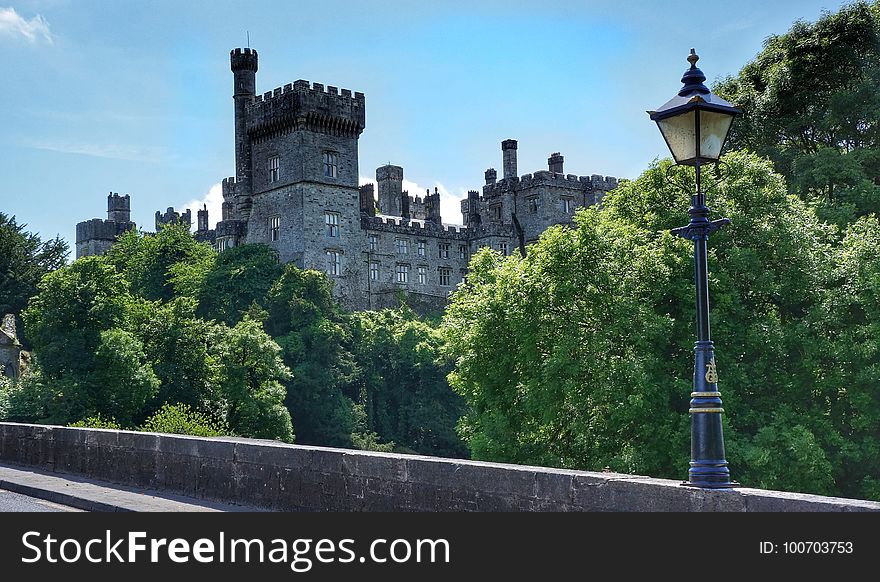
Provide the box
[0,212,68,337]
[444,151,878,500]
[715,1,880,224]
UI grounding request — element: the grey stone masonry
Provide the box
[155,206,192,231]
[75,193,136,259]
[0,315,22,379]
[2,423,878,512]
[74,48,622,312]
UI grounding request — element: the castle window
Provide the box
[369,234,378,251]
[268,156,280,183]
[499,242,509,256]
[396,264,409,284]
[439,243,450,259]
[458,245,467,260]
[418,266,427,285]
[528,197,538,214]
[492,205,502,220]
[325,212,340,237]
[326,250,341,276]
[323,151,338,178]
[561,198,573,213]
[370,261,379,281]
[439,268,452,287]
[269,216,281,241]
[218,238,233,252]
[396,238,409,254]
[418,240,426,257]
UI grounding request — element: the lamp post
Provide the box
[648,49,740,488]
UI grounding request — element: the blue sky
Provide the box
[0,0,851,250]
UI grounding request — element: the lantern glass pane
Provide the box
[699,110,735,161]
[657,111,696,163]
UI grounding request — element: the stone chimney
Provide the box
[549,152,564,174]
[501,139,518,179]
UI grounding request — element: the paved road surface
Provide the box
[0,488,82,512]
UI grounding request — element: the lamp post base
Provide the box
[682,481,741,489]
[683,461,739,489]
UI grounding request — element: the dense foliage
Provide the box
[444,152,880,500]
[349,309,467,457]
[10,228,294,443]
[0,212,68,341]
[715,1,880,225]
[1,223,460,455]
[141,403,229,438]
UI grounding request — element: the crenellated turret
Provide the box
[231,48,258,220]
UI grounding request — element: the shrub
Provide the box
[140,403,229,437]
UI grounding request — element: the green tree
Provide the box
[443,152,876,499]
[197,244,283,325]
[264,266,356,446]
[88,328,160,426]
[21,257,133,423]
[349,308,466,457]
[104,224,215,302]
[0,212,68,338]
[212,317,294,442]
[133,297,219,416]
[809,216,880,497]
[715,1,880,224]
[141,403,228,437]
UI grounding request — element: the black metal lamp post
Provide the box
[648,49,740,488]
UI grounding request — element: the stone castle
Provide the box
[76,48,619,311]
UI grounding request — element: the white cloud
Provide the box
[359,175,466,225]
[180,182,223,231]
[23,138,165,163]
[0,7,53,44]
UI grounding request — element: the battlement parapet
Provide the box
[480,170,620,198]
[230,48,258,72]
[246,79,365,140]
[75,218,134,244]
[222,177,237,199]
[155,207,192,230]
[589,174,618,190]
[361,216,470,240]
[107,192,130,210]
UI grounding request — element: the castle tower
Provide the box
[467,190,481,226]
[231,48,258,220]
[400,190,411,220]
[359,184,376,216]
[155,207,192,230]
[197,204,209,232]
[107,193,130,223]
[377,164,404,216]
[425,187,442,225]
[76,192,137,258]
[548,152,564,174]
[502,139,518,179]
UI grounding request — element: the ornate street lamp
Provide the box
[648,49,740,488]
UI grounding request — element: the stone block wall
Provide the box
[1,423,878,512]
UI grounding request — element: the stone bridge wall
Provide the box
[1,422,877,511]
